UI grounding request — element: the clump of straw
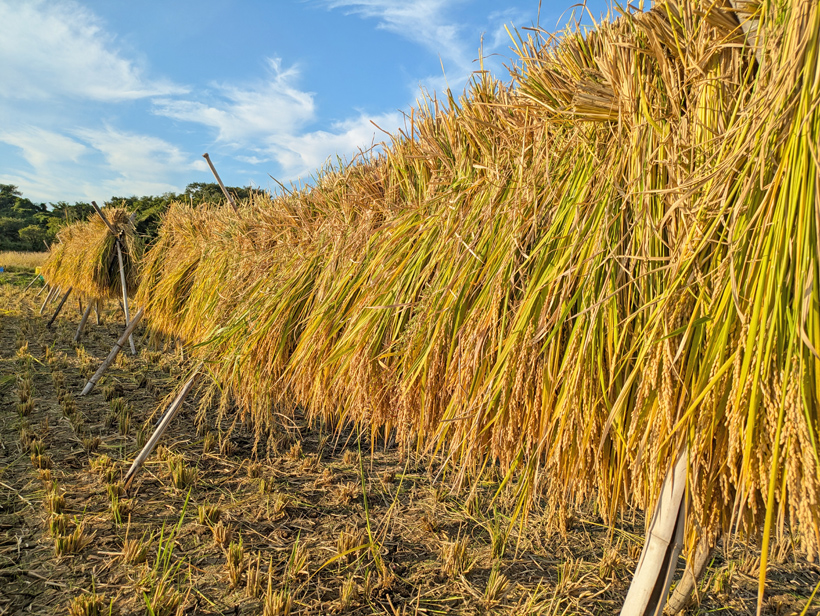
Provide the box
[136,1,820,600]
[41,207,143,301]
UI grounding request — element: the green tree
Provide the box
[18,224,47,250]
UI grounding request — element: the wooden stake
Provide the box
[666,539,713,614]
[123,370,200,490]
[90,200,135,352]
[115,239,136,355]
[202,153,238,212]
[621,449,688,616]
[75,301,93,342]
[40,286,58,315]
[77,297,84,315]
[90,201,118,235]
[80,307,144,396]
[24,274,41,291]
[94,300,102,325]
[47,287,72,328]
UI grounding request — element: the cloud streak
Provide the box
[323,0,475,76]
[269,111,406,181]
[0,0,183,101]
[0,126,206,203]
[153,58,315,145]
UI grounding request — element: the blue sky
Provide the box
[0,0,610,205]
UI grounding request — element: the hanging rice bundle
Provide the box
[41,208,143,301]
[138,0,819,588]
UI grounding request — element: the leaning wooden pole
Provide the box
[665,538,713,613]
[621,449,688,616]
[123,368,201,491]
[47,287,73,329]
[115,239,136,355]
[24,273,41,291]
[80,307,144,396]
[202,153,238,212]
[75,301,93,342]
[40,286,58,315]
[36,283,49,298]
[90,201,118,235]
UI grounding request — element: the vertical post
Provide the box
[202,153,238,212]
[116,239,136,355]
[94,299,102,325]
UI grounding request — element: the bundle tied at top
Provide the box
[41,207,143,301]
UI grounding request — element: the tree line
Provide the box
[0,183,251,251]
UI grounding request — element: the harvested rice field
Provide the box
[1,274,818,615]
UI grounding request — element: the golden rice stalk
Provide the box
[135,1,820,605]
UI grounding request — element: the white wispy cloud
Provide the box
[152,57,404,183]
[153,58,315,145]
[0,127,88,169]
[75,127,208,178]
[319,0,534,98]
[269,111,406,181]
[323,0,475,76]
[0,0,183,101]
[0,126,206,203]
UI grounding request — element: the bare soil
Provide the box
[1,272,818,615]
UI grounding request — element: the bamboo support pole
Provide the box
[728,0,762,64]
[90,200,136,353]
[90,201,118,235]
[36,283,49,298]
[666,540,713,614]
[24,274,40,291]
[80,307,144,396]
[621,449,688,616]
[40,286,58,314]
[47,287,72,328]
[75,301,93,342]
[123,369,200,491]
[116,239,136,355]
[202,153,238,212]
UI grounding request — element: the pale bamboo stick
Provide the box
[116,239,136,355]
[202,153,238,212]
[24,274,40,291]
[80,307,144,396]
[123,369,200,490]
[40,286,58,315]
[620,449,688,616]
